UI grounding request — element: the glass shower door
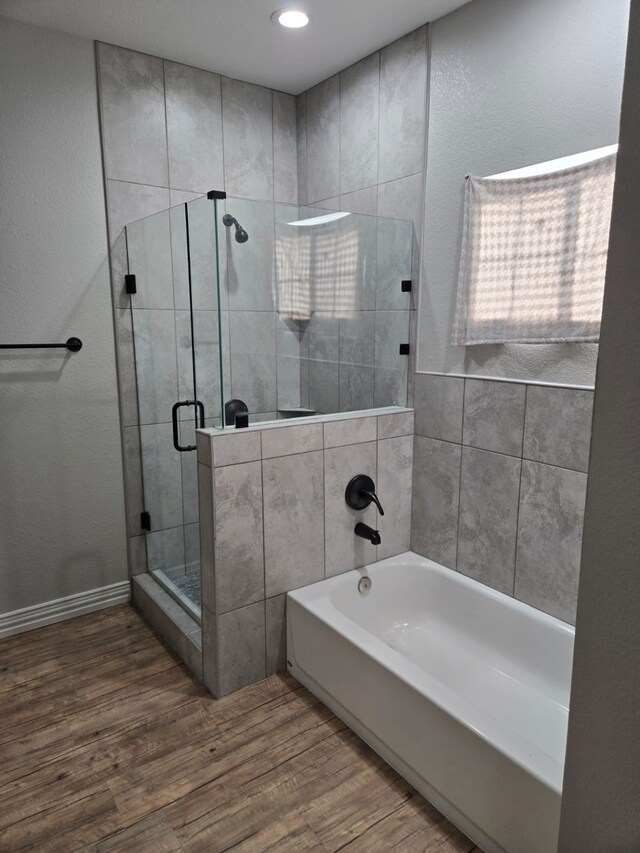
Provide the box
[126,194,224,619]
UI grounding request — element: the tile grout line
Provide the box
[322,422,327,579]
[260,431,268,677]
[454,379,466,572]
[512,387,529,598]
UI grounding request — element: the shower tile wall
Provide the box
[411,374,594,624]
[96,43,298,577]
[197,409,414,696]
[295,26,428,414]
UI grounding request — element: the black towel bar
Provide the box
[0,337,82,352]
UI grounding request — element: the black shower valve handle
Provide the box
[345,474,385,516]
[360,489,385,516]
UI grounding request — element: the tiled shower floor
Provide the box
[162,567,201,608]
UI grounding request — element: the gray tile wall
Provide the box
[97,42,298,578]
[411,373,593,624]
[295,26,428,415]
[197,409,413,696]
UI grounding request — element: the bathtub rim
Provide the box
[287,550,574,795]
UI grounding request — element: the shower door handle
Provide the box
[171,400,205,452]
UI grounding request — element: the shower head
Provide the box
[222,213,249,243]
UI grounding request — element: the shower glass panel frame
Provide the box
[124,192,413,622]
[125,195,225,622]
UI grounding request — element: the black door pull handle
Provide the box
[172,400,205,452]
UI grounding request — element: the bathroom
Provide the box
[0,0,638,850]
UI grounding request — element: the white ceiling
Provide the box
[0,0,472,94]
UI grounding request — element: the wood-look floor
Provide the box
[0,605,482,852]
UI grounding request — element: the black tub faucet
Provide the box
[354,522,381,546]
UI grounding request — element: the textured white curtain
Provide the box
[451,153,616,345]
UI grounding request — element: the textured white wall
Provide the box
[559,3,640,847]
[0,17,128,613]
[419,0,630,384]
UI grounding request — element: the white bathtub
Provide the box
[286,552,574,853]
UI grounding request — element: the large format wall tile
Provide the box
[212,429,261,467]
[183,195,226,311]
[340,186,377,216]
[176,310,225,422]
[214,461,264,612]
[106,181,169,246]
[340,53,379,195]
[277,356,301,410]
[226,199,275,311]
[146,527,185,574]
[130,309,178,426]
[463,379,526,457]
[123,426,144,537]
[414,373,464,443]
[198,463,215,613]
[524,386,594,472]
[349,214,378,310]
[306,75,340,204]
[378,409,414,439]
[165,61,223,194]
[324,440,378,576]
[339,311,375,366]
[515,461,587,624]
[376,217,413,311]
[377,172,424,246]
[261,422,323,459]
[374,310,411,369]
[126,208,174,309]
[324,415,377,448]
[308,359,339,414]
[98,43,168,186]
[273,91,298,204]
[230,311,276,355]
[179,423,198,525]
[263,450,325,597]
[374,366,408,409]
[379,27,427,183]
[218,601,266,695]
[222,77,273,200]
[296,93,308,205]
[339,364,374,412]
[266,594,287,675]
[231,353,277,414]
[114,309,138,427]
[412,435,461,568]
[377,434,413,559]
[457,447,520,594]
[139,422,184,531]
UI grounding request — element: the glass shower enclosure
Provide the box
[123,193,414,620]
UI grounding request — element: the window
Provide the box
[451,149,616,345]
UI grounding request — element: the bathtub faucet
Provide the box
[354,522,381,546]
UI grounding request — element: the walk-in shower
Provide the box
[119,193,415,619]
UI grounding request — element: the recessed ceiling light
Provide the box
[272,9,310,28]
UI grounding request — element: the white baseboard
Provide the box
[0,580,131,638]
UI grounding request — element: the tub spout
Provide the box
[354,522,381,546]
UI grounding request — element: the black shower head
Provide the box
[222,213,249,243]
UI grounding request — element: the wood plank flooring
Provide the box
[0,605,482,852]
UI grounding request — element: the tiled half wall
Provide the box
[196,409,414,696]
[412,373,594,624]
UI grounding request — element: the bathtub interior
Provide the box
[291,553,575,784]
